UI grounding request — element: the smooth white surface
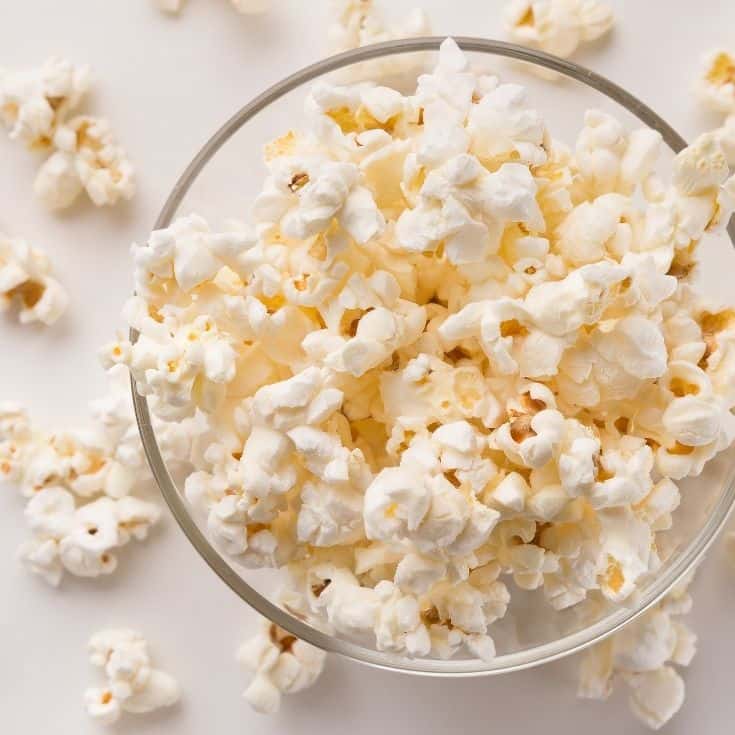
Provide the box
[1,1,734,733]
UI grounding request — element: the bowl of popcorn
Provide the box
[115,36,735,679]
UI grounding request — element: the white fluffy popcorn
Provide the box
[0,57,89,148]
[35,116,135,210]
[85,629,180,724]
[0,58,134,210]
[154,0,270,15]
[505,0,614,70]
[7,365,198,586]
[238,619,326,714]
[697,50,735,116]
[578,575,697,730]
[117,39,735,672]
[328,0,432,81]
[0,233,68,325]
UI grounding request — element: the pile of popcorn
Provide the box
[1,365,199,586]
[108,36,735,681]
[0,57,134,210]
[505,0,614,73]
[84,628,180,725]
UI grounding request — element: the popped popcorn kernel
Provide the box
[85,629,180,724]
[9,365,201,586]
[579,575,697,730]
[698,49,735,116]
[0,58,134,210]
[239,618,326,714]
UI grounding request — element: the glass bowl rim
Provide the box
[131,36,735,677]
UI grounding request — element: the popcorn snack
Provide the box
[85,628,180,724]
[0,233,68,325]
[0,58,135,210]
[328,0,432,81]
[238,619,326,714]
[35,116,136,210]
[698,49,735,116]
[505,0,614,72]
[578,574,697,730]
[4,365,198,585]
[117,39,735,680]
[714,114,735,167]
[0,57,89,149]
[154,0,270,15]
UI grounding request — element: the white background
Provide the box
[2,1,735,733]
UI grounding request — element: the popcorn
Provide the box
[0,57,89,148]
[0,233,68,325]
[0,58,134,210]
[255,158,384,244]
[35,116,136,209]
[697,50,735,115]
[578,576,697,730]
[505,0,614,70]
[9,365,197,585]
[574,110,662,197]
[85,629,180,724]
[238,619,326,714]
[118,39,735,678]
[153,0,270,14]
[328,0,432,81]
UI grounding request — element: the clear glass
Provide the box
[131,37,735,676]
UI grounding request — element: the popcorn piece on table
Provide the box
[9,365,199,586]
[115,38,735,686]
[505,0,614,71]
[153,0,270,15]
[85,629,180,725]
[328,0,432,81]
[0,57,89,148]
[698,49,735,116]
[35,116,135,210]
[0,233,68,325]
[238,618,326,714]
[578,576,697,730]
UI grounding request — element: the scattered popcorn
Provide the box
[714,114,735,168]
[35,116,135,210]
[85,629,180,724]
[505,0,614,72]
[6,365,199,585]
[698,49,735,116]
[0,58,134,210]
[328,0,432,81]
[238,618,326,714]
[117,39,735,671]
[0,233,68,325]
[578,574,697,730]
[0,57,89,148]
[153,0,270,15]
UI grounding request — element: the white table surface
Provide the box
[2,1,735,733]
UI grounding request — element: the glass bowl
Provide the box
[131,37,735,676]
